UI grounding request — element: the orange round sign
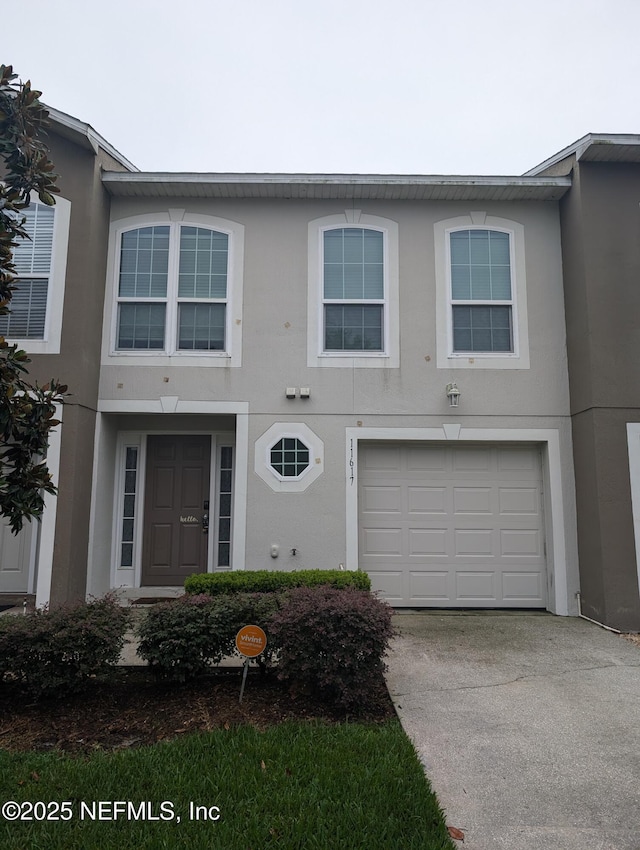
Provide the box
[235,625,267,658]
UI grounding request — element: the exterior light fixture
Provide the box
[446,382,460,408]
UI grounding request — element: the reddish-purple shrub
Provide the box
[268,587,395,712]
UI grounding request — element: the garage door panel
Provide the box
[497,446,539,472]
[500,529,543,557]
[502,571,544,601]
[361,527,403,556]
[452,447,492,472]
[499,487,539,515]
[406,446,446,471]
[454,529,493,556]
[408,528,447,555]
[361,485,402,514]
[456,571,497,600]
[367,570,404,602]
[408,486,447,513]
[361,445,401,471]
[409,571,449,601]
[453,487,493,514]
[359,442,546,608]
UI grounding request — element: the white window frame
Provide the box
[1,194,71,354]
[268,435,312,482]
[307,212,399,368]
[255,423,324,492]
[435,213,530,370]
[103,210,244,366]
[214,442,235,570]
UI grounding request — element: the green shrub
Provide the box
[136,593,280,680]
[184,568,370,596]
[0,595,130,699]
[268,586,395,713]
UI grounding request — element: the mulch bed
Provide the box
[0,668,396,754]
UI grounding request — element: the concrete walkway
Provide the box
[385,612,640,850]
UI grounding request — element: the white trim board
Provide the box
[626,423,640,600]
[345,425,573,616]
[34,403,63,606]
[87,400,249,599]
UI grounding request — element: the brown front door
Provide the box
[141,435,211,586]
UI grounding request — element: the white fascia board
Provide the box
[102,171,568,187]
[46,106,138,172]
[101,171,570,201]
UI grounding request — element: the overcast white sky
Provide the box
[7,0,640,175]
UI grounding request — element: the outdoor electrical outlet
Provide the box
[270,544,279,558]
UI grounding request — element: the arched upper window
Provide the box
[323,227,384,352]
[116,224,229,352]
[307,213,399,369]
[107,212,244,364]
[449,228,513,353]
[434,213,530,370]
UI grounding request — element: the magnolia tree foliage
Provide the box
[0,65,66,532]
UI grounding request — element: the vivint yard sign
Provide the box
[235,625,267,658]
[235,625,267,703]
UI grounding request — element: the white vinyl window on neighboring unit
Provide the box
[0,198,72,352]
[116,224,229,353]
[450,229,514,353]
[3,202,54,340]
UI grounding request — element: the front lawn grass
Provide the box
[0,720,455,849]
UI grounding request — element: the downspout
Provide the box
[576,592,621,634]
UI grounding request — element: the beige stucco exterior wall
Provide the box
[89,195,579,613]
[100,197,569,410]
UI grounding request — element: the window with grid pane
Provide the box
[323,228,384,352]
[217,446,233,567]
[270,438,310,478]
[119,447,138,568]
[116,224,228,352]
[0,202,54,340]
[450,229,513,353]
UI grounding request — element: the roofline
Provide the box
[524,133,640,176]
[102,171,570,201]
[45,106,138,172]
[102,170,568,186]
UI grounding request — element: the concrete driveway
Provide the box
[385,612,640,850]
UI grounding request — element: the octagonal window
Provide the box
[270,437,310,478]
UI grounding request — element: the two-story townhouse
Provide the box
[0,108,136,606]
[86,170,579,617]
[1,107,584,621]
[527,135,640,631]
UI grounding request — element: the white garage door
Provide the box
[359,443,547,607]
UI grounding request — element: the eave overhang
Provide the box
[101,171,570,201]
[525,133,640,176]
[45,106,138,172]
